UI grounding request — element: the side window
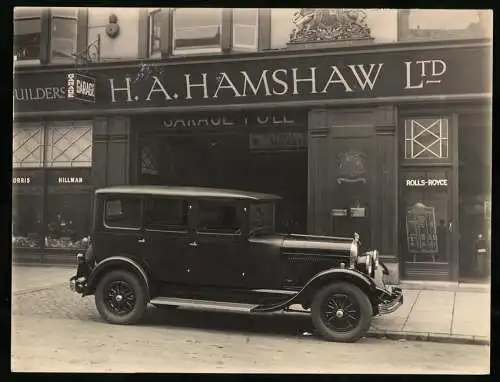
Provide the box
[197,201,242,234]
[104,197,142,229]
[145,197,189,232]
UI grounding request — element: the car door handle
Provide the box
[188,241,198,247]
[138,238,146,244]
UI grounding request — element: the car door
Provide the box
[94,195,144,262]
[141,196,196,285]
[191,199,248,288]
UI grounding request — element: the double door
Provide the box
[142,197,253,289]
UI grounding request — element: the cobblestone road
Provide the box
[11,283,490,373]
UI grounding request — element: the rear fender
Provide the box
[252,268,378,314]
[85,256,150,298]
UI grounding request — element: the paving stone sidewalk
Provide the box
[368,289,490,345]
[10,265,490,345]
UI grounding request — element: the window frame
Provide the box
[103,196,143,231]
[144,196,190,233]
[249,201,276,236]
[50,8,78,62]
[13,8,43,65]
[171,8,223,55]
[399,115,454,167]
[398,9,491,42]
[232,8,259,51]
[195,199,244,237]
[13,122,45,168]
[148,8,162,58]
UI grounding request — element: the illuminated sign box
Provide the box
[67,73,96,103]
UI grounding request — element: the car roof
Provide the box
[95,185,282,201]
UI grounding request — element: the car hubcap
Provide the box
[105,281,136,316]
[321,293,361,333]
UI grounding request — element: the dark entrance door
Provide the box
[458,115,491,283]
[328,126,375,248]
[400,168,453,280]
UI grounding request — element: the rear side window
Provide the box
[104,197,142,229]
[145,197,189,232]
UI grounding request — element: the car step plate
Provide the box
[150,297,258,313]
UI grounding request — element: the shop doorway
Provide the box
[400,168,453,281]
[138,131,308,234]
[458,116,491,283]
[139,132,248,190]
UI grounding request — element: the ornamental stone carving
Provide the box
[289,9,372,43]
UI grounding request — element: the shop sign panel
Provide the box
[13,43,491,114]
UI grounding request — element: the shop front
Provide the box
[13,38,491,281]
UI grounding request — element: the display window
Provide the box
[45,168,92,249]
[12,169,44,248]
[12,120,94,252]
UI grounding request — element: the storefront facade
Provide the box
[13,38,492,281]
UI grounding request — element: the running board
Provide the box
[150,297,259,313]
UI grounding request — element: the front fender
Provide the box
[252,268,376,313]
[84,256,150,297]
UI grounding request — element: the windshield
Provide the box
[249,202,275,236]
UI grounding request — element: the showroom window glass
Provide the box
[12,121,93,251]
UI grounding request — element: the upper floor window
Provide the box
[233,8,259,50]
[51,7,78,60]
[14,7,42,62]
[149,8,162,57]
[399,9,492,41]
[172,8,222,55]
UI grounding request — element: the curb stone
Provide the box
[366,329,489,346]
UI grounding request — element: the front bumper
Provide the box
[69,253,89,294]
[373,262,404,315]
[69,275,87,294]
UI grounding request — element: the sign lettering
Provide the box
[404,59,448,89]
[13,44,491,114]
[406,179,448,187]
[12,177,31,184]
[67,73,96,103]
[13,87,66,101]
[160,112,297,129]
[58,176,84,184]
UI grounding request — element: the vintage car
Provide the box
[70,186,402,343]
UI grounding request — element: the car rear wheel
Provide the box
[95,270,147,325]
[311,282,372,342]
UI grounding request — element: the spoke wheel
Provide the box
[321,293,361,333]
[311,282,372,342]
[105,280,136,316]
[95,270,147,325]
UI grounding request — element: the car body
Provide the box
[70,185,403,342]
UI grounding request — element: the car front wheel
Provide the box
[311,282,372,342]
[95,270,147,325]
